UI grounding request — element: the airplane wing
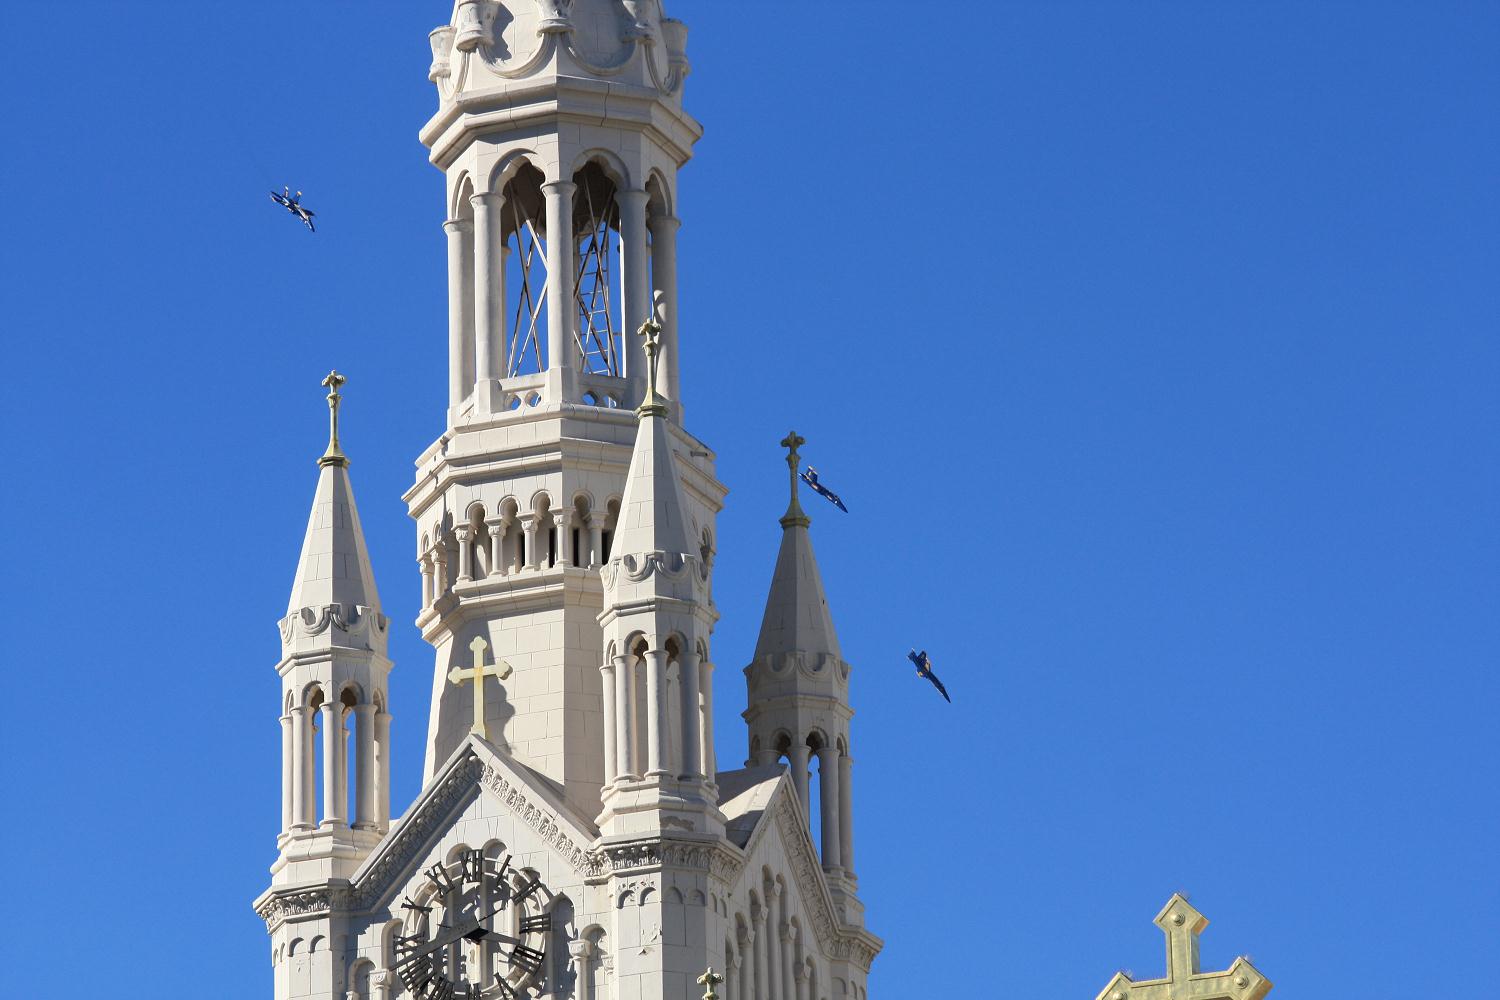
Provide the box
[925,670,951,703]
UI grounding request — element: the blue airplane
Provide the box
[270,186,316,231]
[907,649,951,703]
[800,465,847,512]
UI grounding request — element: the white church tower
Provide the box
[257,5,882,999]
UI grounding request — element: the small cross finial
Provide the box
[637,317,667,417]
[696,968,724,1000]
[779,430,809,528]
[318,370,348,468]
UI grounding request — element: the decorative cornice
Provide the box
[593,838,743,884]
[254,885,353,926]
[478,763,601,877]
[350,756,484,910]
[601,550,699,589]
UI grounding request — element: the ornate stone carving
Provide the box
[255,885,354,925]
[351,756,484,910]
[478,764,601,877]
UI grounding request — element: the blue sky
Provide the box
[1,2,1496,996]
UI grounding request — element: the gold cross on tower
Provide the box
[696,968,724,1000]
[1094,894,1272,1000]
[447,636,513,741]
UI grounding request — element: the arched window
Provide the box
[502,164,549,376]
[572,160,625,376]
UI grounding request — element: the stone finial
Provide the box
[697,967,724,1000]
[637,316,667,416]
[319,370,348,468]
[779,430,809,528]
[1095,894,1272,1000]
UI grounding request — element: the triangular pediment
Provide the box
[348,736,603,912]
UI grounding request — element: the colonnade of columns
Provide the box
[731,896,813,1000]
[281,689,391,838]
[757,739,856,881]
[599,644,716,787]
[441,166,681,409]
[418,511,616,609]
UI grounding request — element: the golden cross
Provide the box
[779,430,808,527]
[319,369,348,468]
[696,968,723,1000]
[637,317,666,414]
[1095,895,1271,1000]
[447,636,512,740]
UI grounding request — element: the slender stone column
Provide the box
[279,712,293,836]
[648,213,681,408]
[374,709,392,829]
[522,515,539,571]
[724,949,737,1000]
[419,555,434,609]
[353,703,377,830]
[678,648,701,782]
[455,524,474,582]
[301,705,317,826]
[432,545,448,596]
[644,649,670,777]
[290,706,311,830]
[754,906,771,1000]
[766,887,783,1000]
[371,970,393,1000]
[788,744,811,823]
[470,191,505,398]
[554,511,572,567]
[757,748,781,768]
[614,653,637,779]
[742,928,757,1000]
[617,188,651,382]
[599,660,618,784]
[587,519,604,570]
[700,659,717,780]
[779,899,795,1000]
[320,700,347,828]
[485,517,508,577]
[542,180,577,377]
[443,218,474,409]
[569,940,594,1000]
[735,943,749,1000]
[815,746,841,872]
[793,959,808,1000]
[838,753,855,879]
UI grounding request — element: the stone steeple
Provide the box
[743,433,864,926]
[596,322,721,835]
[271,373,394,884]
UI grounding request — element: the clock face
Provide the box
[392,850,551,999]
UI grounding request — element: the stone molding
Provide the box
[278,603,388,645]
[478,763,601,877]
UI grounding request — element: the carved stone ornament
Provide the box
[539,0,573,32]
[478,763,602,877]
[454,0,495,52]
[255,885,353,925]
[429,25,456,80]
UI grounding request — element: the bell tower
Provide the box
[407,0,724,822]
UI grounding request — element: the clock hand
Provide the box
[393,916,484,968]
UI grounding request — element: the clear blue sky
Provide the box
[1,3,1495,996]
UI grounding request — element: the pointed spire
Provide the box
[610,319,694,561]
[287,372,382,624]
[753,431,841,660]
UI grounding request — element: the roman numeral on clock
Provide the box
[394,933,427,958]
[425,862,459,894]
[512,877,544,905]
[491,976,518,1000]
[520,912,552,935]
[510,943,546,976]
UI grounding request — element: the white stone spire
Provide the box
[753,432,842,661]
[744,432,865,927]
[271,373,393,885]
[595,321,721,834]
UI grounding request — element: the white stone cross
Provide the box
[696,968,723,1000]
[447,636,512,740]
[1095,894,1271,1000]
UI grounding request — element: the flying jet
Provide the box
[270,186,316,232]
[800,465,847,512]
[906,649,951,703]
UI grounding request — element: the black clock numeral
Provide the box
[425,862,459,894]
[510,943,546,976]
[394,933,428,958]
[401,895,432,915]
[512,877,544,905]
[490,853,514,884]
[520,913,552,935]
[398,956,434,992]
[459,848,485,883]
[491,976,518,1000]
[421,976,456,1000]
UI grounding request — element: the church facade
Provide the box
[252,5,1277,1000]
[254,3,878,998]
